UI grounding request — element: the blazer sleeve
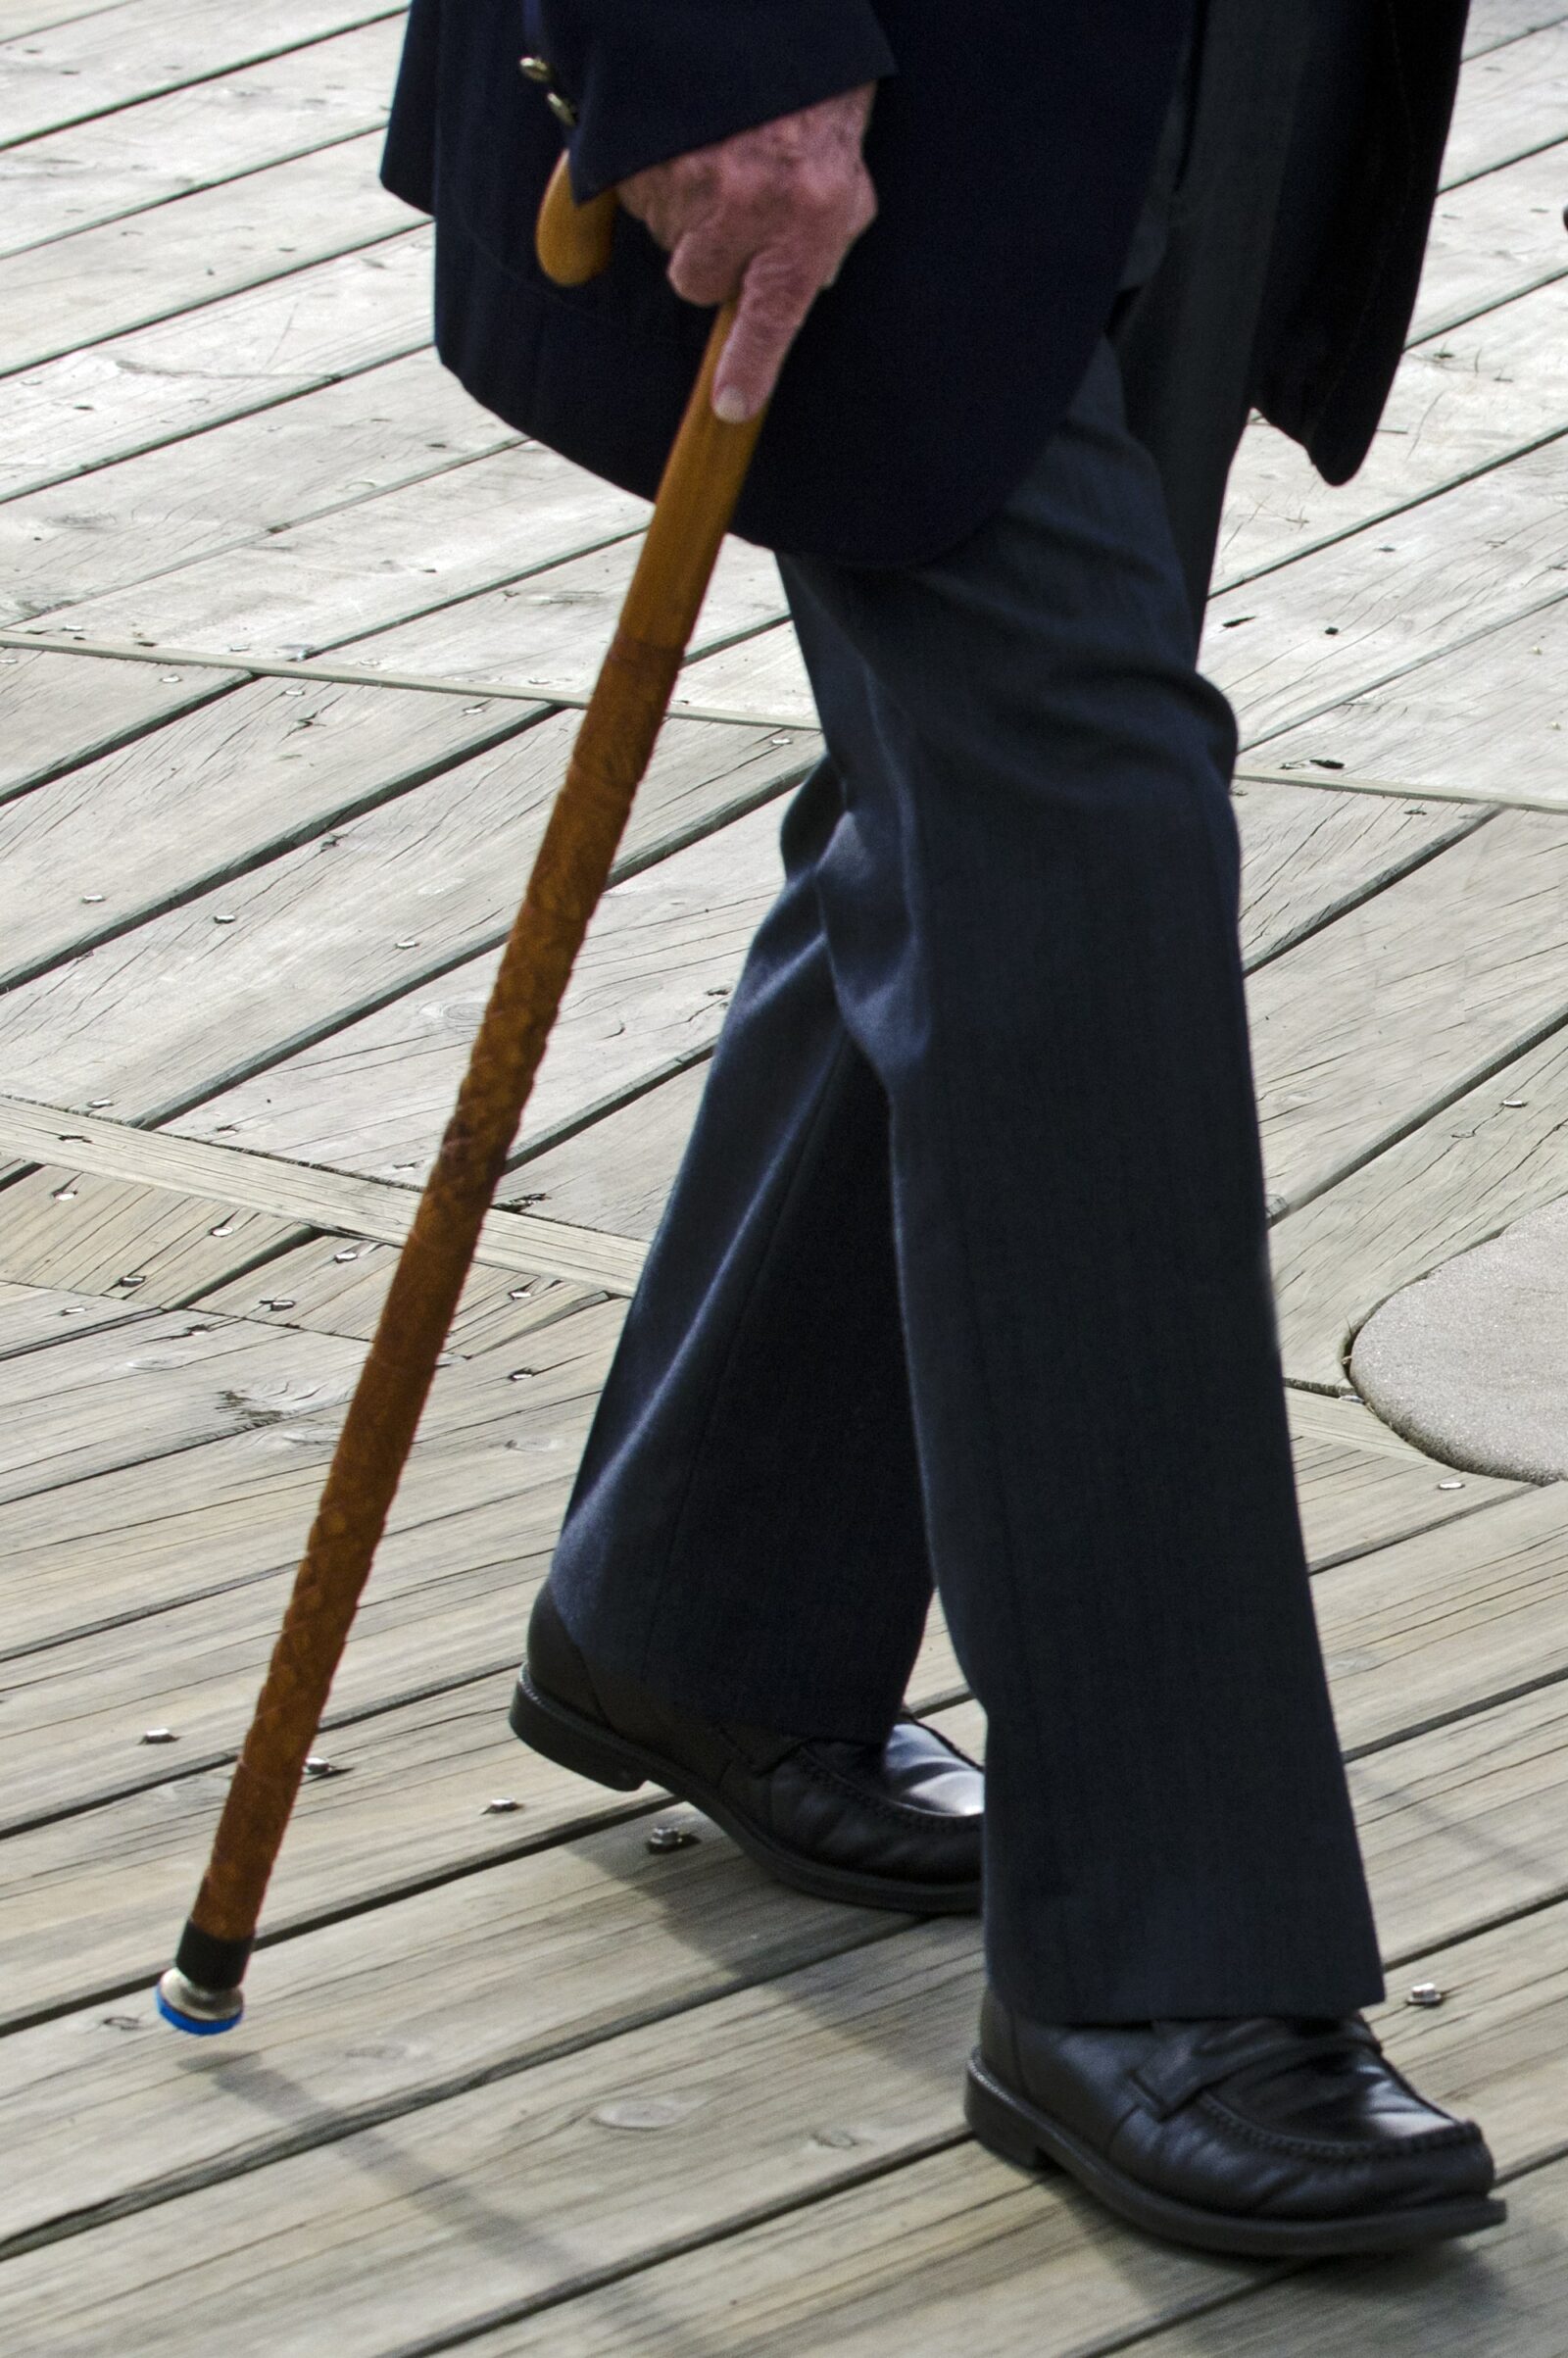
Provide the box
[532,0,898,199]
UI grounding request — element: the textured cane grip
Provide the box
[183,306,764,1958]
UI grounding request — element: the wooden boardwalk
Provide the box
[1,3,1566,2347]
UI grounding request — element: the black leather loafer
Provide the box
[966,1990,1503,2256]
[511,1584,982,1912]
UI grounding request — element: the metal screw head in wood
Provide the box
[156,158,766,2036]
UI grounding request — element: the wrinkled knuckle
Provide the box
[712,153,768,214]
[800,158,854,214]
[669,151,711,197]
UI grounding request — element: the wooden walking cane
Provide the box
[157,160,767,2034]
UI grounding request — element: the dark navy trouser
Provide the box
[547,326,1384,2023]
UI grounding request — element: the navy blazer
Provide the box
[382,0,1466,565]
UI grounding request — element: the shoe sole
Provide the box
[510,1669,981,1916]
[964,2053,1507,2258]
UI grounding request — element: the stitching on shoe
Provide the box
[1197,2090,1479,2162]
[792,1744,980,1827]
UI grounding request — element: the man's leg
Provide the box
[783,333,1381,2024]
[547,761,935,1742]
[526,764,983,1920]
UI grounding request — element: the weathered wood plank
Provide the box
[0,1333,601,1661]
[1285,1389,1525,1567]
[1413,137,1568,338]
[0,18,403,256]
[1257,596,1568,811]
[195,1232,602,1351]
[0,1164,303,1302]
[1248,810,1568,1212]
[0,351,517,627]
[466,2164,1566,2358]
[498,1056,710,1240]
[1443,19,1568,182]
[674,614,816,727]
[0,677,540,989]
[0,1921,992,2356]
[0,1536,573,1838]
[0,648,234,798]
[336,532,790,697]
[0,712,797,1136]
[1351,1677,1568,1961]
[0,1793,920,2247]
[0,133,408,376]
[1232,778,1488,966]
[0,1293,619,1719]
[172,793,788,1180]
[0,227,428,500]
[1132,2164,1568,2356]
[1467,0,1568,55]
[0,1305,366,1507]
[0,1273,142,1352]
[1202,439,1568,749]
[41,442,651,658]
[0,1,133,36]
[0,1668,585,2030]
[1215,276,1568,593]
[1272,1027,1568,1393]
[1314,1478,1568,1756]
[0,1496,556,1828]
[459,1995,1568,2358]
[0,1097,649,1292]
[0,0,402,146]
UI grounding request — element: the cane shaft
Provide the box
[178,305,762,1968]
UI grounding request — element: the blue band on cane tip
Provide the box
[156,1966,245,2035]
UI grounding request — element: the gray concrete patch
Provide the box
[1350,1193,1568,1481]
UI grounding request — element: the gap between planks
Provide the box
[0,628,811,735]
[1,631,1555,813]
[0,20,407,263]
[0,1,409,151]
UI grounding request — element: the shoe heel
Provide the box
[965,2055,1054,2173]
[509,1674,648,1793]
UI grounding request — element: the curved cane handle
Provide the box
[537,155,618,285]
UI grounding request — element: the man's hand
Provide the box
[619,85,877,423]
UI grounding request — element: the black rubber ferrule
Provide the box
[174,1919,254,1993]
